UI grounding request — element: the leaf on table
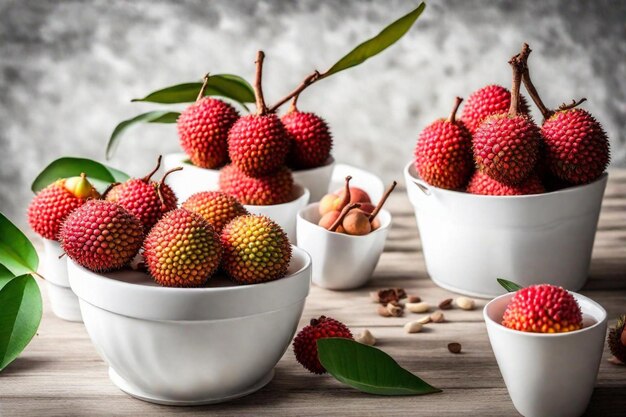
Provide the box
[0,213,39,276]
[31,157,130,193]
[497,278,523,292]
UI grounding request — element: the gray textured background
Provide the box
[1,0,625,233]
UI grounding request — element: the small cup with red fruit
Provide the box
[296,176,395,290]
[484,283,607,417]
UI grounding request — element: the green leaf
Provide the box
[324,2,426,77]
[131,74,255,105]
[317,338,441,396]
[105,111,180,160]
[497,278,523,292]
[0,213,39,277]
[31,157,130,193]
[0,275,43,371]
[0,265,16,292]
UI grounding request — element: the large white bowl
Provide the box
[297,203,391,289]
[40,239,82,322]
[484,291,607,417]
[68,246,311,405]
[404,161,608,298]
[292,157,336,202]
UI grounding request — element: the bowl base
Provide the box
[109,368,275,406]
[430,276,501,300]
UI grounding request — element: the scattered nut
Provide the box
[406,302,430,313]
[448,342,462,354]
[416,315,431,325]
[404,321,423,334]
[377,305,392,317]
[456,296,476,311]
[430,311,445,323]
[355,329,376,346]
[386,303,404,317]
[407,295,421,303]
[372,288,407,304]
[438,298,453,310]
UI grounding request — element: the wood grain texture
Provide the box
[1,170,625,417]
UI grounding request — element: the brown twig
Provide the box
[516,43,554,120]
[254,51,268,115]
[143,155,163,182]
[449,97,463,123]
[157,167,183,207]
[507,54,524,117]
[559,98,587,111]
[369,181,397,222]
[196,73,211,101]
[268,70,322,113]
[329,203,361,232]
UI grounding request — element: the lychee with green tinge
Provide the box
[182,191,248,233]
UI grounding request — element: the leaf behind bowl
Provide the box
[497,278,523,292]
[31,157,130,193]
[0,213,39,276]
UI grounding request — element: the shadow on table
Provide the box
[585,386,626,416]
[0,357,47,375]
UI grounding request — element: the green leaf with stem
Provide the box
[0,213,39,277]
[497,278,523,292]
[0,265,15,292]
[31,157,130,193]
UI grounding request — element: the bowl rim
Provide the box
[245,184,311,209]
[404,160,609,200]
[483,290,607,338]
[290,156,336,174]
[297,202,392,240]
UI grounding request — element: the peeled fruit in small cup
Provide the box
[293,316,353,374]
[318,175,355,216]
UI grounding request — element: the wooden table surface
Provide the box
[2,170,625,417]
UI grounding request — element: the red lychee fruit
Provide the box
[467,171,545,196]
[461,84,530,134]
[177,75,240,169]
[292,316,353,374]
[143,208,222,287]
[607,314,626,364]
[219,164,295,206]
[220,214,291,285]
[60,200,143,272]
[281,102,332,170]
[414,97,474,189]
[473,59,540,185]
[502,284,583,333]
[27,173,100,241]
[105,156,180,231]
[182,191,248,233]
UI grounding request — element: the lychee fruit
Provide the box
[220,214,291,284]
[461,84,530,134]
[607,314,626,365]
[281,100,332,170]
[143,208,222,287]
[219,164,295,206]
[414,97,473,189]
[105,156,180,231]
[473,57,540,185]
[177,74,240,169]
[227,51,289,176]
[28,173,100,241]
[319,176,352,216]
[466,171,545,196]
[502,284,582,333]
[292,316,353,374]
[182,191,248,233]
[60,200,143,272]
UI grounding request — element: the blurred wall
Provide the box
[1,0,625,232]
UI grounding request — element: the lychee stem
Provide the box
[156,167,183,208]
[507,55,524,118]
[100,182,120,200]
[368,181,397,222]
[254,51,268,115]
[287,94,300,114]
[268,70,322,113]
[339,176,352,210]
[329,203,361,232]
[516,43,553,120]
[559,98,587,111]
[143,155,163,183]
[196,73,211,102]
[448,97,463,123]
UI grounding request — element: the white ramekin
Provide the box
[40,239,82,322]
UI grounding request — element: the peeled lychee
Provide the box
[282,103,332,169]
[219,164,294,206]
[220,214,291,284]
[182,191,248,233]
[461,84,530,134]
[28,173,100,241]
[502,284,582,333]
[143,208,222,287]
[467,171,544,196]
[293,316,353,374]
[414,97,473,189]
[177,75,240,169]
[60,200,143,272]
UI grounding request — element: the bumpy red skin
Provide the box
[282,111,333,170]
[502,284,582,333]
[143,208,222,287]
[461,85,530,134]
[27,181,86,241]
[106,179,177,232]
[228,114,290,176]
[60,201,143,272]
[541,109,610,185]
[467,171,545,196]
[219,164,294,205]
[414,118,474,189]
[293,316,353,374]
[182,191,248,232]
[473,114,541,185]
[177,97,240,169]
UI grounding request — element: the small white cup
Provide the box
[296,203,391,289]
[40,239,82,322]
[162,153,220,202]
[484,291,607,417]
[291,157,336,202]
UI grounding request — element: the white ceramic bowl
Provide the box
[292,157,336,202]
[484,291,607,417]
[68,246,311,405]
[162,153,219,201]
[40,239,82,322]
[404,161,608,298]
[329,163,385,203]
[296,203,391,290]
